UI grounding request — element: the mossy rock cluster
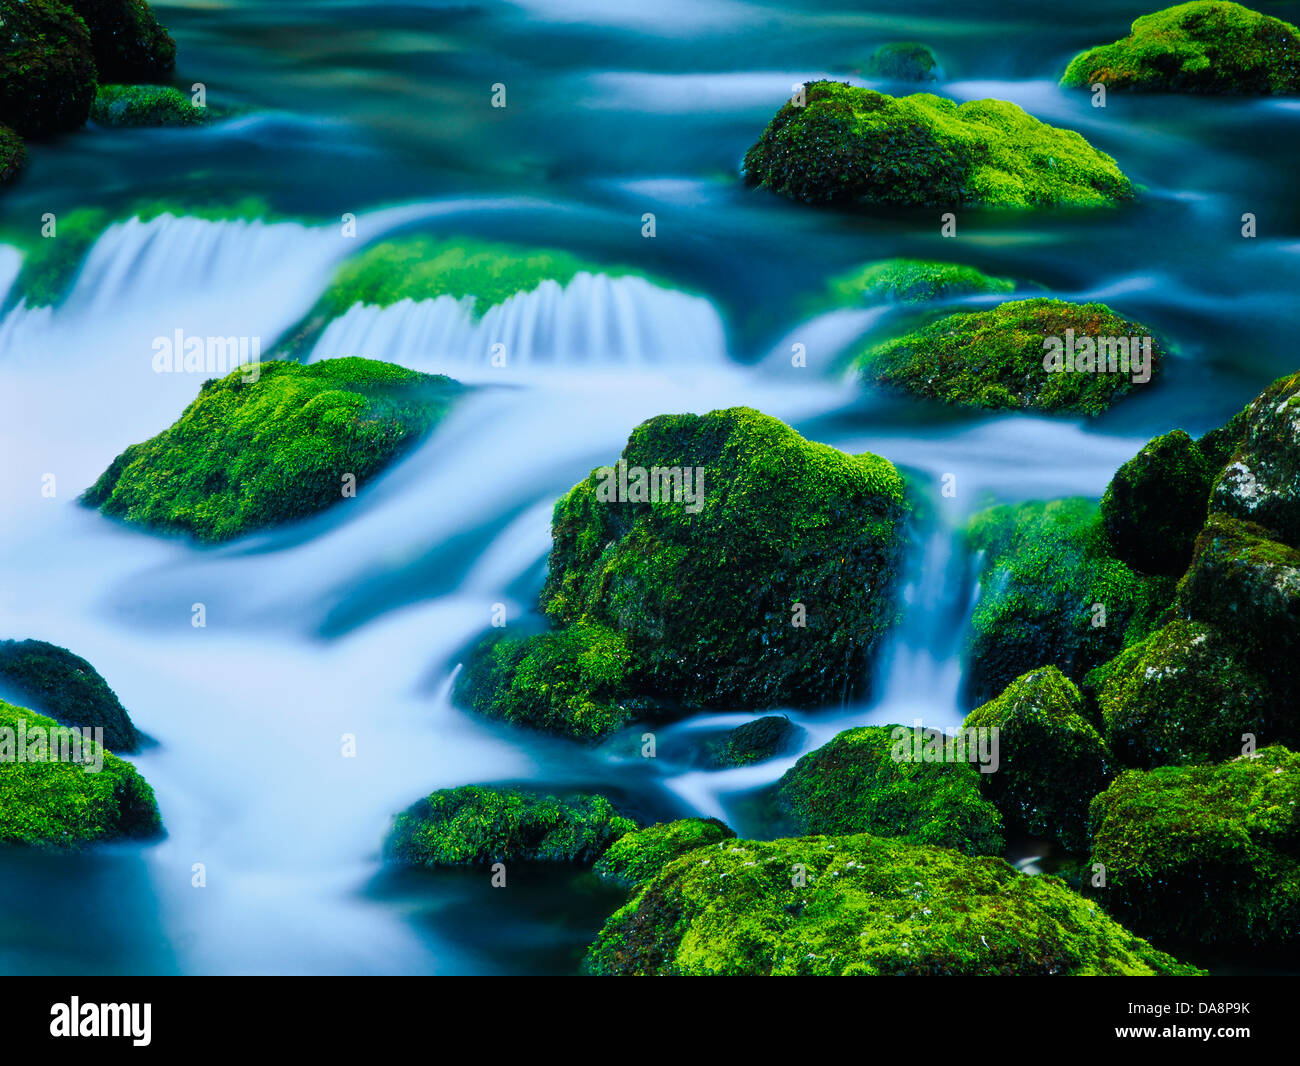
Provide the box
[1062,2,1300,95]
[863,42,940,82]
[708,715,803,768]
[91,83,208,127]
[0,0,98,138]
[743,82,1132,209]
[68,0,175,82]
[586,832,1201,975]
[83,358,462,543]
[593,818,736,886]
[823,258,1015,308]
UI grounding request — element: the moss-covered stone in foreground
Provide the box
[823,258,1015,308]
[964,667,1110,852]
[385,784,636,867]
[0,0,97,138]
[91,84,211,128]
[0,639,141,753]
[857,298,1164,414]
[774,725,1005,856]
[69,0,176,83]
[709,715,803,768]
[83,358,461,542]
[1062,2,1300,95]
[594,818,736,886]
[743,82,1133,209]
[586,832,1200,975]
[1090,746,1300,947]
[0,700,162,850]
[863,42,940,82]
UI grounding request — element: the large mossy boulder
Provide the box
[91,84,209,127]
[385,785,637,867]
[823,258,1015,307]
[856,298,1164,414]
[540,407,908,710]
[964,497,1175,705]
[0,700,162,849]
[1090,746,1300,947]
[586,832,1200,975]
[863,42,940,82]
[83,358,461,542]
[964,667,1110,852]
[1062,2,1300,95]
[709,715,803,768]
[67,0,175,82]
[593,818,736,887]
[742,82,1133,209]
[0,639,141,752]
[773,725,1005,856]
[0,0,98,138]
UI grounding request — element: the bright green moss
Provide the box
[385,784,636,867]
[964,667,1110,852]
[1062,2,1300,94]
[1101,429,1213,576]
[82,358,462,543]
[5,207,109,309]
[823,258,1016,308]
[542,407,908,709]
[856,298,1164,414]
[0,700,162,850]
[743,82,1133,208]
[0,639,141,753]
[91,84,211,128]
[863,42,940,82]
[586,832,1200,975]
[708,715,803,768]
[773,725,1005,856]
[0,0,97,138]
[454,624,637,743]
[0,125,24,184]
[964,497,1176,704]
[68,0,176,82]
[594,818,736,886]
[1090,746,1300,947]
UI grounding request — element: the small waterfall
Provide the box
[0,244,21,306]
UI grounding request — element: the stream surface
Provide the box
[1,0,1297,975]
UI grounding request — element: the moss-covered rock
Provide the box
[823,258,1015,307]
[0,125,25,184]
[1090,746,1300,947]
[964,497,1175,704]
[773,725,1004,856]
[709,715,803,768]
[541,407,908,710]
[82,358,461,543]
[67,0,176,82]
[964,667,1110,852]
[90,83,209,127]
[385,784,636,867]
[453,624,637,744]
[1101,429,1213,577]
[0,640,141,752]
[856,298,1164,414]
[586,831,1201,975]
[1062,2,1300,95]
[594,818,736,886]
[4,207,108,308]
[743,82,1133,209]
[0,700,162,849]
[0,0,97,138]
[863,42,940,82]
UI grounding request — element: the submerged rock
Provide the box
[709,715,803,768]
[863,42,940,82]
[1062,2,1300,95]
[586,832,1200,975]
[68,0,176,82]
[83,358,461,542]
[91,84,210,127]
[823,258,1015,307]
[594,818,736,887]
[385,785,636,867]
[0,0,97,138]
[743,82,1132,208]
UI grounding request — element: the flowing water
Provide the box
[1,0,1298,975]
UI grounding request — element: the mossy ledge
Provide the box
[593,818,736,887]
[822,258,1016,308]
[742,82,1133,209]
[91,84,213,128]
[82,359,462,543]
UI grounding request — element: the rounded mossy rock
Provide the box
[773,725,1005,856]
[0,639,141,753]
[823,258,1015,307]
[385,784,637,867]
[1089,746,1300,948]
[67,0,175,82]
[964,497,1176,706]
[82,358,462,543]
[0,0,97,138]
[586,832,1201,975]
[593,818,736,886]
[1208,368,1300,548]
[454,624,637,744]
[856,298,1164,414]
[1101,429,1213,577]
[742,82,1133,209]
[1062,2,1300,95]
[863,42,940,82]
[1084,619,1277,769]
[709,715,803,769]
[0,700,163,850]
[542,407,908,710]
[90,84,209,127]
[963,667,1110,853]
